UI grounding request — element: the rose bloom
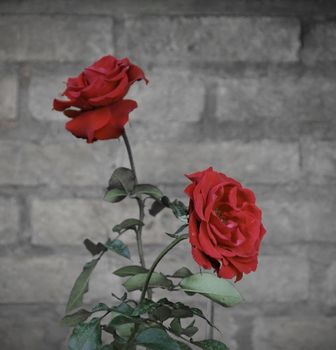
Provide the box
[184,167,266,281]
[53,55,147,143]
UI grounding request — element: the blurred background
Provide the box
[1,0,336,349]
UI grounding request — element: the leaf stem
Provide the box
[121,130,146,270]
[139,233,189,304]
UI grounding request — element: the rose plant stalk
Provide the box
[53,55,266,350]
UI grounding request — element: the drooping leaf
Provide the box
[135,328,181,350]
[180,273,243,307]
[108,167,136,193]
[173,267,193,278]
[66,258,99,313]
[194,339,229,350]
[112,218,144,234]
[104,188,127,203]
[132,184,163,200]
[113,265,148,277]
[83,239,106,256]
[123,272,173,292]
[149,200,166,216]
[68,318,102,350]
[104,239,130,259]
[62,309,92,327]
[169,200,188,222]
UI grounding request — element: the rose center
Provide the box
[215,207,228,224]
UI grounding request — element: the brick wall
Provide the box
[1,1,336,349]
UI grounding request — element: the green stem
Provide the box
[121,130,146,270]
[207,300,215,339]
[139,233,189,304]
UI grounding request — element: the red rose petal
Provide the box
[65,99,137,143]
[192,247,212,269]
[127,63,149,84]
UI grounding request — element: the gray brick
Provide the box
[324,261,336,306]
[31,198,138,246]
[29,67,74,121]
[0,254,122,303]
[260,192,336,244]
[238,256,309,303]
[127,68,205,123]
[252,317,336,350]
[0,197,19,245]
[0,305,67,350]
[0,71,17,120]
[0,139,117,186]
[213,310,238,350]
[216,75,336,121]
[117,140,300,184]
[118,17,300,63]
[303,22,336,63]
[302,141,336,184]
[0,16,113,62]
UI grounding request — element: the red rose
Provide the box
[53,55,147,143]
[53,55,148,113]
[184,167,266,281]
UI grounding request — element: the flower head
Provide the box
[185,167,266,281]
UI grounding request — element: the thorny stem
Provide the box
[125,234,188,350]
[121,130,146,269]
[139,233,189,304]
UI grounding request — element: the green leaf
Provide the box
[92,303,110,312]
[173,267,193,278]
[112,218,144,234]
[109,315,134,326]
[170,318,182,335]
[151,305,172,322]
[62,309,92,327]
[133,184,163,200]
[194,339,229,350]
[68,318,102,350]
[104,239,130,259]
[66,259,99,313]
[104,188,127,203]
[115,323,134,338]
[83,239,106,256]
[113,265,148,277]
[112,302,134,316]
[123,272,172,292]
[182,320,198,337]
[180,273,243,307]
[108,167,136,193]
[149,200,166,216]
[135,328,181,350]
[176,341,192,350]
[169,200,188,222]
